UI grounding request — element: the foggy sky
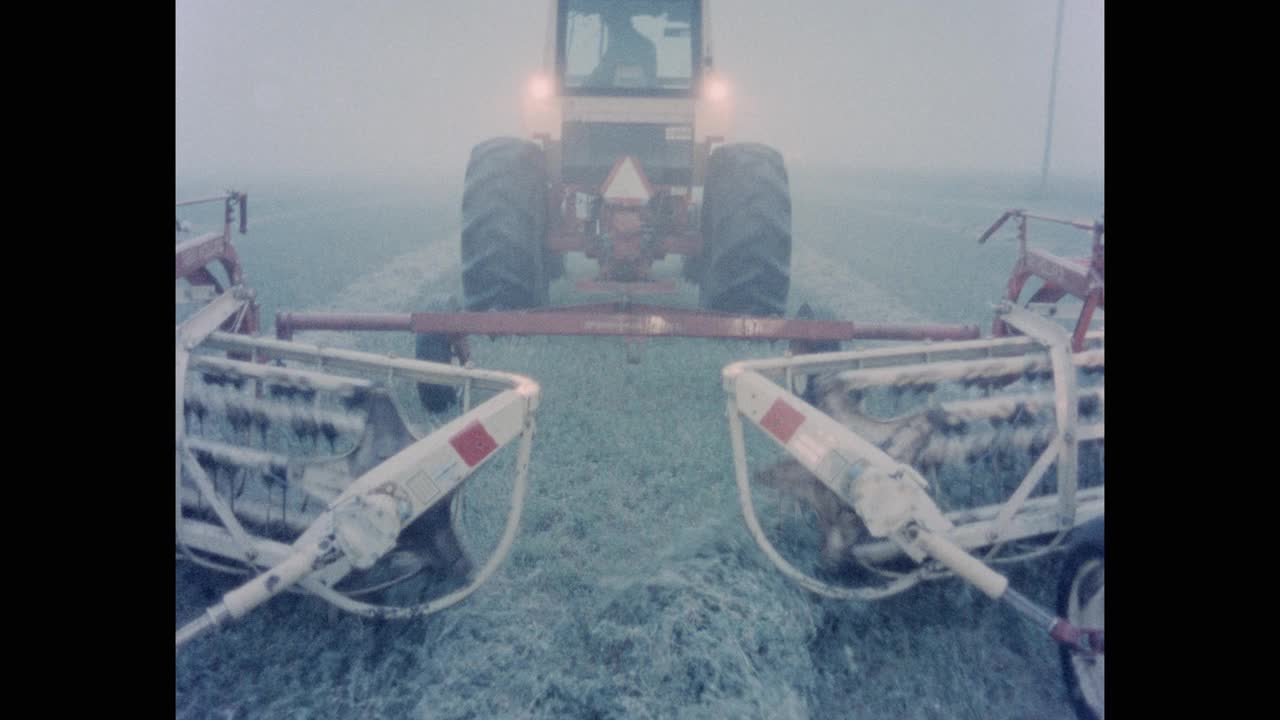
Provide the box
[176,0,1103,182]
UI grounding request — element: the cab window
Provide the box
[560,0,698,95]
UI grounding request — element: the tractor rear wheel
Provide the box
[461,137,550,311]
[415,332,457,414]
[793,303,841,406]
[415,294,464,414]
[698,143,791,316]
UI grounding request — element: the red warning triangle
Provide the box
[601,156,653,205]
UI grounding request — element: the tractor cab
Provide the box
[558,0,700,95]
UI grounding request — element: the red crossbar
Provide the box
[275,304,979,343]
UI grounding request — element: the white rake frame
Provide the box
[176,293,540,647]
[722,305,1103,602]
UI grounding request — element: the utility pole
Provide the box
[1040,0,1065,191]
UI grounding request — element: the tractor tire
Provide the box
[545,247,566,282]
[461,137,550,311]
[698,143,791,316]
[681,242,705,283]
[415,332,457,414]
[794,303,841,407]
[1058,517,1105,720]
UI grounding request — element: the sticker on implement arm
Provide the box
[405,461,456,507]
[760,398,806,444]
[450,421,499,467]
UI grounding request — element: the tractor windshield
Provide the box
[559,0,698,96]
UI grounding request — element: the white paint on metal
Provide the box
[298,418,537,620]
[405,463,447,507]
[727,395,917,601]
[989,437,1062,545]
[177,285,218,304]
[333,494,401,570]
[850,487,1104,565]
[913,530,1009,599]
[176,289,246,350]
[177,328,542,646]
[999,305,1080,527]
[191,355,374,393]
[203,331,536,397]
[722,328,1103,602]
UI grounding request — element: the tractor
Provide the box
[460,0,788,317]
[275,0,973,415]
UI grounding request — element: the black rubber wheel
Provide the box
[681,244,705,283]
[415,332,458,414]
[1058,517,1105,720]
[793,303,842,406]
[461,137,550,311]
[545,247,566,282]
[698,143,791,316]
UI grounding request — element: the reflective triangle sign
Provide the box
[601,156,653,205]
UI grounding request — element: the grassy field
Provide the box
[176,167,1103,719]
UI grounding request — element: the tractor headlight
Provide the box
[704,75,730,103]
[528,73,554,101]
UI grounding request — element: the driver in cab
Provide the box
[586,4,658,89]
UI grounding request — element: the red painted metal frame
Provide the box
[551,162,702,284]
[980,210,1104,352]
[177,191,260,336]
[176,233,245,288]
[275,303,980,344]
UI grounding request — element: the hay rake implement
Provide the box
[176,192,541,651]
[723,210,1105,718]
[176,191,1102,718]
[724,311,1103,597]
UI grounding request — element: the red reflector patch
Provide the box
[450,421,499,467]
[760,398,805,444]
